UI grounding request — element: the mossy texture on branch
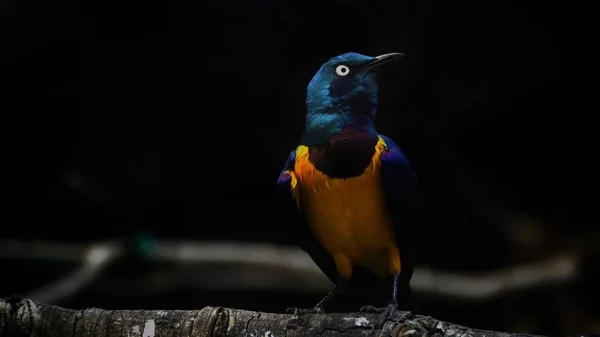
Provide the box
[0,298,540,337]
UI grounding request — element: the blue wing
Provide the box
[277,149,340,283]
[379,134,419,202]
[276,150,297,196]
[378,134,421,307]
[276,149,303,240]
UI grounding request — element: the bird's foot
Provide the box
[285,305,325,315]
[359,305,388,314]
[359,302,397,329]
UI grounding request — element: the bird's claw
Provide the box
[359,302,397,329]
[359,305,387,313]
[285,305,325,315]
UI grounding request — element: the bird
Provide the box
[277,52,420,325]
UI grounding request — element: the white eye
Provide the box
[335,64,350,77]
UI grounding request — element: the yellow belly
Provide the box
[290,137,401,280]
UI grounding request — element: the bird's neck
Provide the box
[302,122,380,179]
[300,112,375,146]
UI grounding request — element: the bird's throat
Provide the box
[305,127,378,179]
[301,112,375,145]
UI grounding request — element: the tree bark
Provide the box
[0,298,539,337]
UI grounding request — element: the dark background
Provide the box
[1,0,597,335]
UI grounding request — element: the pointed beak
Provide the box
[359,52,405,73]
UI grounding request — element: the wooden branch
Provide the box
[0,298,540,337]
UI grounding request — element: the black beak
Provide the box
[359,52,405,73]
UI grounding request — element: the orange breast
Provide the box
[289,136,401,280]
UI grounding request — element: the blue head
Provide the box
[302,52,404,145]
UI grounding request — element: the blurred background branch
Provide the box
[0,238,588,304]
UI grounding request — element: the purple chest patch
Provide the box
[308,128,378,179]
